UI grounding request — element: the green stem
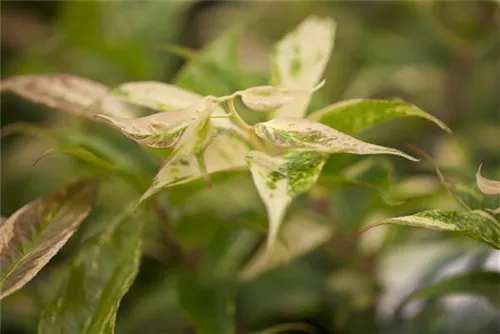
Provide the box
[226,98,266,152]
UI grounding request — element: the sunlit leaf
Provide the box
[401,271,500,310]
[476,165,500,195]
[39,212,142,334]
[364,210,500,249]
[246,150,328,252]
[255,117,418,161]
[271,16,336,119]
[240,80,325,112]
[0,180,98,299]
[0,74,110,118]
[140,102,218,201]
[307,98,451,134]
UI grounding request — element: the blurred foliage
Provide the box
[1,1,499,333]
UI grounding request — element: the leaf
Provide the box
[255,117,418,161]
[140,102,218,201]
[307,98,451,134]
[240,80,325,112]
[0,74,110,118]
[246,150,328,252]
[38,211,142,334]
[176,271,235,334]
[141,131,249,191]
[401,271,500,310]
[0,180,98,299]
[363,210,500,249]
[97,102,202,148]
[271,16,336,119]
[476,165,500,195]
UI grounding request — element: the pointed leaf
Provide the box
[0,74,110,118]
[476,165,500,195]
[246,151,327,252]
[364,210,500,249]
[402,271,500,310]
[240,80,325,112]
[140,131,250,192]
[0,180,98,299]
[38,213,142,334]
[255,117,418,161]
[271,16,336,118]
[140,102,217,201]
[308,98,451,134]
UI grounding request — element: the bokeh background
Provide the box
[1,1,499,333]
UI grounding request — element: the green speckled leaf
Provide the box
[38,212,142,334]
[255,117,417,161]
[246,150,327,252]
[271,16,336,119]
[0,180,98,299]
[402,271,500,310]
[308,98,451,134]
[366,210,500,249]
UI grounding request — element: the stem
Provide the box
[226,98,267,152]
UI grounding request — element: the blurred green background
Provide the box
[1,1,499,333]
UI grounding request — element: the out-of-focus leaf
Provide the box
[246,150,327,252]
[364,210,500,249]
[38,211,142,334]
[476,165,500,195]
[255,117,418,161]
[308,98,451,135]
[240,80,325,112]
[401,271,500,310]
[0,74,111,118]
[0,180,98,299]
[271,16,336,119]
[176,271,234,334]
[240,212,333,280]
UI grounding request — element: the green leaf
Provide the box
[271,16,336,119]
[0,180,98,299]
[38,211,142,334]
[255,117,418,161]
[240,80,325,112]
[476,164,500,195]
[246,150,328,253]
[402,271,500,310]
[364,210,500,249]
[176,271,235,334]
[0,74,110,118]
[308,98,451,134]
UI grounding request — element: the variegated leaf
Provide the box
[246,150,328,252]
[140,102,218,201]
[240,80,325,112]
[476,165,500,195]
[365,210,500,249]
[308,98,451,134]
[0,74,110,118]
[271,16,335,119]
[0,180,98,299]
[255,117,418,161]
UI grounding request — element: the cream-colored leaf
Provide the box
[140,102,218,201]
[271,16,336,118]
[240,80,325,112]
[0,180,98,299]
[97,102,203,148]
[0,74,110,118]
[255,117,418,161]
[476,165,500,195]
[246,150,327,253]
